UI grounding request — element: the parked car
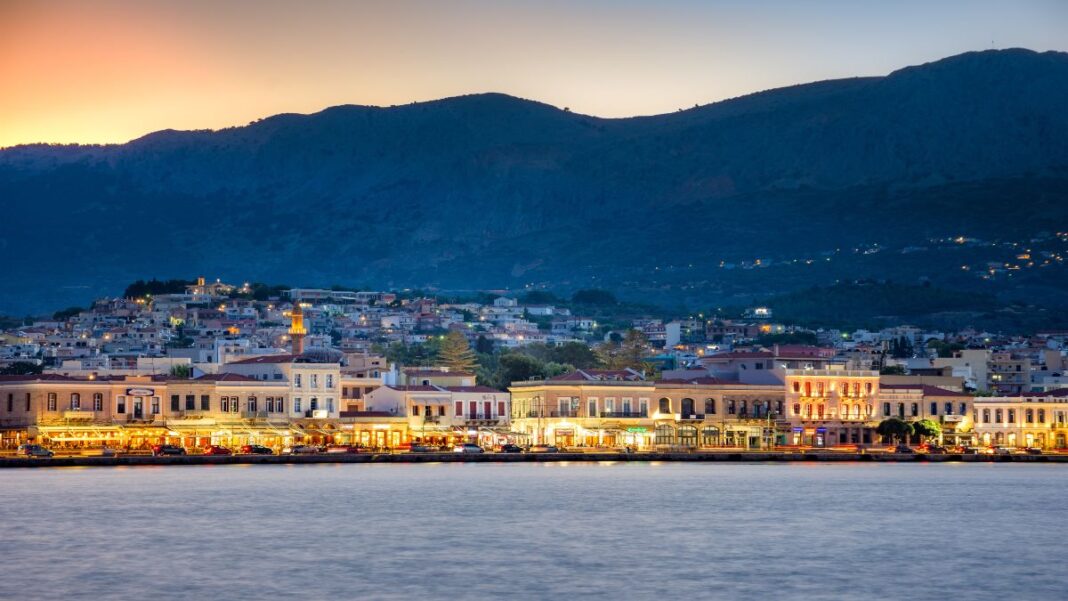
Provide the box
[453,443,485,454]
[1025,447,1044,455]
[963,446,993,455]
[240,444,274,455]
[99,447,117,457]
[894,445,915,454]
[282,444,321,455]
[925,445,948,454]
[993,446,1014,456]
[151,444,186,457]
[203,445,233,456]
[409,444,436,453]
[528,444,560,453]
[17,444,53,458]
[497,444,523,453]
[326,444,366,454]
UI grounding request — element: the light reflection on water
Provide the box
[1,462,1064,600]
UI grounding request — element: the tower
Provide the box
[289,303,307,355]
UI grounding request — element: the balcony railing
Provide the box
[242,410,269,419]
[600,411,647,419]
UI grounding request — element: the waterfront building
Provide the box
[652,378,784,449]
[366,384,512,448]
[972,392,1068,449]
[783,367,881,446]
[510,369,655,448]
[877,384,974,446]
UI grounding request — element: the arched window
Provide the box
[655,424,675,445]
[840,403,850,419]
[678,425,698,447]
[1038,409,1046,423]
[70,393,81,410]
[681,398,695,417]
[658,398,671,414]
[1026,409,1034,424]
[701,426,720,447]
[704,398,716,415]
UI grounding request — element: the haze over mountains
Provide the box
[2,49,1067,317]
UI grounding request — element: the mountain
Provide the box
[2,48,1068,317]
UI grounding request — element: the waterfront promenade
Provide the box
[3,450,1067,468]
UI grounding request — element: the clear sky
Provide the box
[1,0,1066,147]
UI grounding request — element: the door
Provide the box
[133,397,144,419]
[681,398,695,417]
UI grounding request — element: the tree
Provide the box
[0,362,43,375]
[880,365,906,375]
[474,334,494,354]
[600,329,650,370]
[438,331,479,372]
[876,418,914,445]
[912,419,942,444]
[496,353,546,387]
[571,289,617,306]
[170,364,192,379]
[550,342,601,369]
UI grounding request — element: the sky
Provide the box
[1,0,1066,147]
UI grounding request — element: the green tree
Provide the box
[876,418,914,445]
[0,362,43,375]
[912,419,942,444]
[438,331,479,372]
[52,306,84,321]
[600,329,650,370]
[880,365,906,375]
[496,353,547,388]
[550,342,601,369]
[170,364,192,379]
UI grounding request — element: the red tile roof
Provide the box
[880,384,972,397]
[443,386,501,393]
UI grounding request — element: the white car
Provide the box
[453,443,485,454]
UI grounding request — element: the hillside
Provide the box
[1,48,1067,316]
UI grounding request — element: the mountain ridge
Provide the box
[1,48,1067,315]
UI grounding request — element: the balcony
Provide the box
[678,414,706,421]
[524,410,576,418]
[419,415,441,424]
[242,410,269,419]
[465,416,501,426]
[601,411,647,419]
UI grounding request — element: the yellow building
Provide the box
[973,394,1068,449]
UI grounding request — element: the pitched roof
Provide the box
[548,368,645,382]
[230,354,300,364]
[443,386,501,393]
[880,384,972,397]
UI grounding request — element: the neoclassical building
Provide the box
[972,393,1068,449]
[783,367,881,447]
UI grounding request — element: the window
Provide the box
[605,398,615,414]
[201,395,210,411]
[151,398,160,415]
[437,405,444,417]
[897,403,905,418]
[498,401,505,416]
[655,425,675,445]
[170,395,180,411]
[455,401,464,417]
[945,402,953,415]
[817,404,824,419]
[70,393,81,410]
[930,402,938,416]
[983,409,991,423]
[658,398,671,413]
[1038,409,1046,423]
[776,400,784,415]
[412,405,420,416]
[326,374,334,388]
[185,395,195,410]
[310,398,319,411]
[587,400,597,417]
[311,374,319,388]
[1025,408,1034,423]
[1008,409,1016,424]
[116,396,126,414]
[25,393,30,412]
[793,403,801,416]
[792,382,800,393]
[47,393,57,411]
[248,396,258,412]
[622,398,632,414]
[5,394,11,413]
[294,374,302,388]
[639,399,648,416]
[727,400,736,415]
[327,399,334,413]
[470,401,478,418]
[294,398,302,413]
[704,398,716,415]
[995,409,1003,423]
[883,402,891,416]
[93,393,103,411]
[221,397,230,413]
[960,402,967,415]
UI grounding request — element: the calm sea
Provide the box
[1,462,1064,600]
